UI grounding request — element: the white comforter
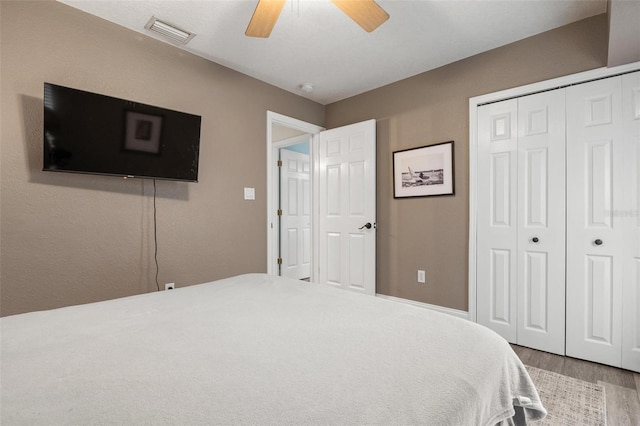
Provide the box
[1,274,545,425]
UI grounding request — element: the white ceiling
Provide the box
[59,0,607,105]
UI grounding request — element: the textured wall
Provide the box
[0,1,324,316]
[325,14,609,311]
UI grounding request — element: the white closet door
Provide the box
[622,71,640,372]
[477,99,518,342]
[516,90,566,355]
[566,76,625,367]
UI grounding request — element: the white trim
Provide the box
[470,62,640,107]
[274,134,311,149]
[266,111,324,278]
[467,62,640,324]
[311,133,320,283]
[468,100,478,324]
[376,294,469,320]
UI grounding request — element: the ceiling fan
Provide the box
[246,0,389,38]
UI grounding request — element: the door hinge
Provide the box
[277,209,283,216]
[277,160,283,167]
[277,258,283,265]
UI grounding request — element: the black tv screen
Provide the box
[43,83,201,182]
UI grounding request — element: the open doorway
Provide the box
[266,112,324,279]
[267,113,377,294]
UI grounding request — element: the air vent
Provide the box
[144,16,195,45]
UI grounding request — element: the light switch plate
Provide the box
[244,187,255,200]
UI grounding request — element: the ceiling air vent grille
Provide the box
[144,16,195,45]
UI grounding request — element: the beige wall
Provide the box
[0,1,324,316]
[326,14,609,311]
[0,2,611,317]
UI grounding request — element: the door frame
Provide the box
[266,111,324,277]
[468,61,640,323]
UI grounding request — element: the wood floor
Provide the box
[511,345,640,425]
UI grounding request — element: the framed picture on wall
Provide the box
[393,141,455,198]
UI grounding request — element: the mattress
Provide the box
[0,273,545,425]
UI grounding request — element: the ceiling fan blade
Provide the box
[331,0,389,33]
[246,0,287,38]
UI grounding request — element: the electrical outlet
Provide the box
[417,270,426,284]
[165,283,175,291]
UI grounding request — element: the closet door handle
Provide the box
[359,222,372,230]
[532,237,539,243]
[594,239,603,246]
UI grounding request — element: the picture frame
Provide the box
[124,111,163,154]
[393,141,455,198]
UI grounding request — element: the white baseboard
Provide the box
[376,293,469,320]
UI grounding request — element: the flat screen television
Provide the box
[43,83,201,182]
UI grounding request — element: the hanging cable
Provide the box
[153,179,160,292]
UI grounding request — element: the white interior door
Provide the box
[477,99,519,342]
[621,71,640,372]
[515,90,566,355]
[316,120,376,294]
[280,149,311,279]
[566,76,625,367]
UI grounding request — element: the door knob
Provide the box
[532,237,539,243]
[359,222,372,230]
[594,239,603,246]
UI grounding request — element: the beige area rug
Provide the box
[525,365,606,425]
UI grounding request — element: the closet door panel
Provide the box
[567,76,624,367]
[477,100,518,342]
[516,90,566,355]
[586,255,614,342]
[622,71,640,372]
[522,251,549,329]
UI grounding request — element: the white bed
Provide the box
[1,273,545,425]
